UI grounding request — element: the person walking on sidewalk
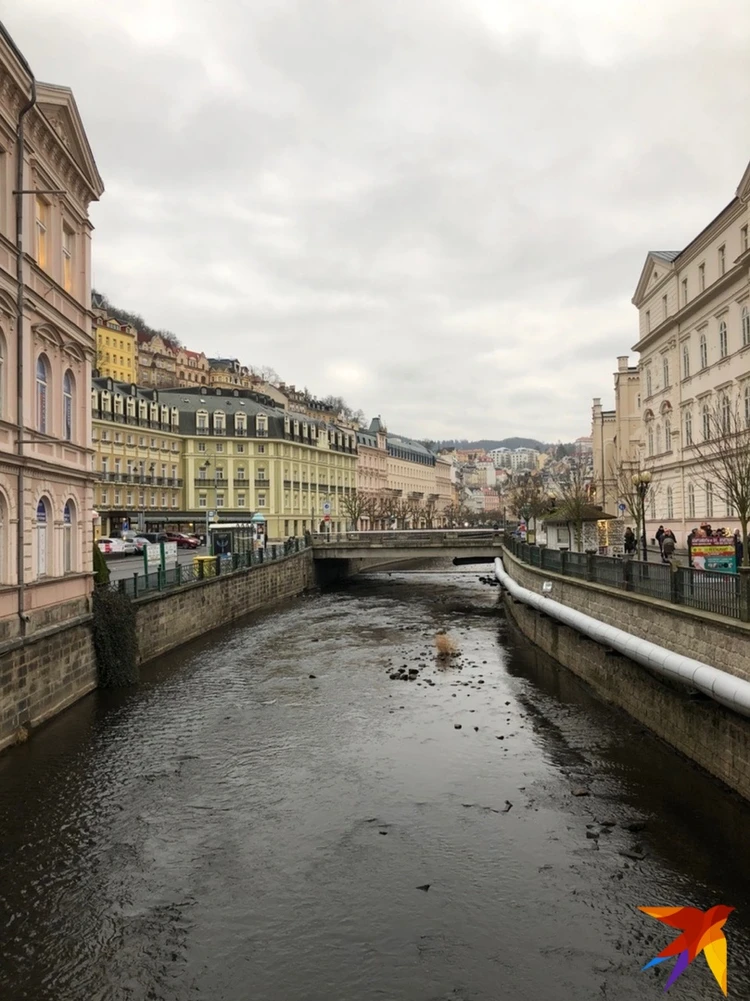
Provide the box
[662,531,676,563]
[655,525,665,557]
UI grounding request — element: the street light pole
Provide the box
[631,470,652,562]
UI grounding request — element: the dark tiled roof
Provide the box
[650,251,681,263]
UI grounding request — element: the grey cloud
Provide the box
[5,0,750,441]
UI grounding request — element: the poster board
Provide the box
[688,536,737,573]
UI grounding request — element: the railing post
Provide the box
[118,578,126,594]
[132,571,139,598]
[560,550,568,577]
[157,567,164,591]
[259,547,264,564]
[585,552,595,582]
[272,544,277,560]
[670,563,682,604]
[740,567,750,623]
[198,560,204,580]
[215,555,221,576]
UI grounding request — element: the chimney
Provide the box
[617,355,629,372]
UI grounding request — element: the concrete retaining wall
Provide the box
[503,547,750,683]
[135,549,316,664]
[501,554,750,800]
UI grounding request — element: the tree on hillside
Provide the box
[93,290,182,348]
[549,456,591,551]
[507,474,548,523]
[690,395,750,566]
[249,365,280,385]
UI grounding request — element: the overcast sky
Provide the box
[5,1,750,442]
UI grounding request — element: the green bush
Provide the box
[92,586,138,686]
[93,544,110,584]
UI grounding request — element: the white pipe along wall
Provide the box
[494,557,750,720]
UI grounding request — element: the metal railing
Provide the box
[312,529,503,545]
[505,537,748,622]
[102,538,308,600]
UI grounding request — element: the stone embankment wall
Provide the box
[135,549,316,664]
[0,597,97,754]
[503,548,750,683]
[501,550,750,800]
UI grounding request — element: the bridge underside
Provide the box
[312,549,499,585]
[312,547,502,562]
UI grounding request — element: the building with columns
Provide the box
[591,356,641,517]
[0,29,104,659]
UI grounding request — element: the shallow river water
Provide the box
[1,564,750,1001]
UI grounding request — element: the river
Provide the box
[1,563,749,1001]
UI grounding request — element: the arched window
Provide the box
[706,481,714,519]
[745,385,750,428]
[656,424,662,453]
[682,345,690,379]
[36,498,49,577]
[702,404,711,441]
[63,370,74,441]
[664,417,671,448]
[649,494,656,520]
[647,427,654,456]
[699,333,708,369]
[719,320,728,358]
[743,306,750,347]
[666,486,674,519]
[63,500,76,573]
[687,482,696,518]
[662,356,669,388]
[721,394,731,434]
[646,368,652,397]
[684,409,693,445]
[36,355,49,433]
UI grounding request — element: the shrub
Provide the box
[93,544,110,585]
[92,586,138,686]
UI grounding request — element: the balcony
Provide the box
[233,478,248,487]
[196,427,209,435]
[255,478,269,487]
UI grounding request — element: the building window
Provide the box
[647,427,654,456]
[236,444,245,454]
[698,263,705,291]
[706,481,714,519]
[662,295,668,320]
[257,468,266,481]
[702,403,711,440]
[699,333,708,369]
[214,411,226,434]
[646,368,652,397]
[35,197,48,268]
[742,306,750,346]
[216,494,224,508]
[721,394,731,433]
[36,498,49,577]
[687,483,696,518]
[257,415,268,437]
[719,320,728,358]
[215,443,224,453]
[62,500,75,573]
[237,494,246,507]
[150,492,156,506]
[681,277,688,305]
[656,424,662,453]
[742,225,749,253]
[666,487,673,520]
[36,355,49,433]
[199,494,207,508]
[718,245,726,276]
[682,345,690,379]
[63,370,74,441]
[198,441,206,452]
[649,494,656,520]
[664,417,671,447]
[726,494,735,518]
[126,492,133,506]
[257,444,265,454]
[662,356,669,387]
[645,310,651,332]
[196,410,209,433]
[62,225,74,292]
[745,385,750,428]
[684,409,692,445]
[258,494,266,507]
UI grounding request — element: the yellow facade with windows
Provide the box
[93,311,138,383]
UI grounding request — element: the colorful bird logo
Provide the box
[639,905,734,995]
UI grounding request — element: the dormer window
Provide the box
[284,415,291,434]
[171,406,179,426]
[126,397,136,417]
[150,403,158,422]
[214,411,226,435]
[160,405,169,424]
[91,388,98,411]
[196,409,209,434]
[257,415,268,438]
[235,412,247,435]
[302,422,308,437]
[113,395,124,414]
[293,420,300,437]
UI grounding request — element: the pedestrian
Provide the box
[623,527,636,555]
[662,532,676,563]
[735,529,744,567]
[655,525,665,556]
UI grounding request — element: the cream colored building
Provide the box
[591,356,641,516]
[93,308,137,383]
[137,332,177,388]
[0,32,104,645]
[595,158,750,546]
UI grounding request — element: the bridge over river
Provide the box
[311,529,503,565]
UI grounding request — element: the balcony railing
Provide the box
[255,478,268,487]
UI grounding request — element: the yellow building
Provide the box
[91,378,184,536]
[91,382,358,539]
[171,387,358,538]
[93,308,137,383]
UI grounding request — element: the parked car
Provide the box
[167,532,200,549]
[139,532,169,545]
[131,536,151,552]
[96,537,130,555]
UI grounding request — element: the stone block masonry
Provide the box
[502,591,750,801]
[503,548,750,683]
[135,549,316,664]
[0,600,97,754]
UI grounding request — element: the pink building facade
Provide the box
[0,32,104,649]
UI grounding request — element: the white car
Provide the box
[97,537,134,555]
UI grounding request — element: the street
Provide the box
[105,547,209,582]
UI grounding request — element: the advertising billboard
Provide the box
[688,536,737,573]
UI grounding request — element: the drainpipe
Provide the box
[3,24,38,629]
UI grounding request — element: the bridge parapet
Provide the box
[310,529,504,560]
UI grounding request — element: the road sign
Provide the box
[208,510,216,519]
[618,503,627,513]
[121,519,129,531]
[324,515,331,522]
[323,501,331,515]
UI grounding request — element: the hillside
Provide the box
[437,437,546,452]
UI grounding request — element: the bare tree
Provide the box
[443,503,463,528]
[249,365,280,385]
[549,456,592,551]
[376,492,398,527]
[507,474,548,522]
[691,396,750,566]
[341,490,372,531]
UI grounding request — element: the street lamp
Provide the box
[631,470,652,561]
